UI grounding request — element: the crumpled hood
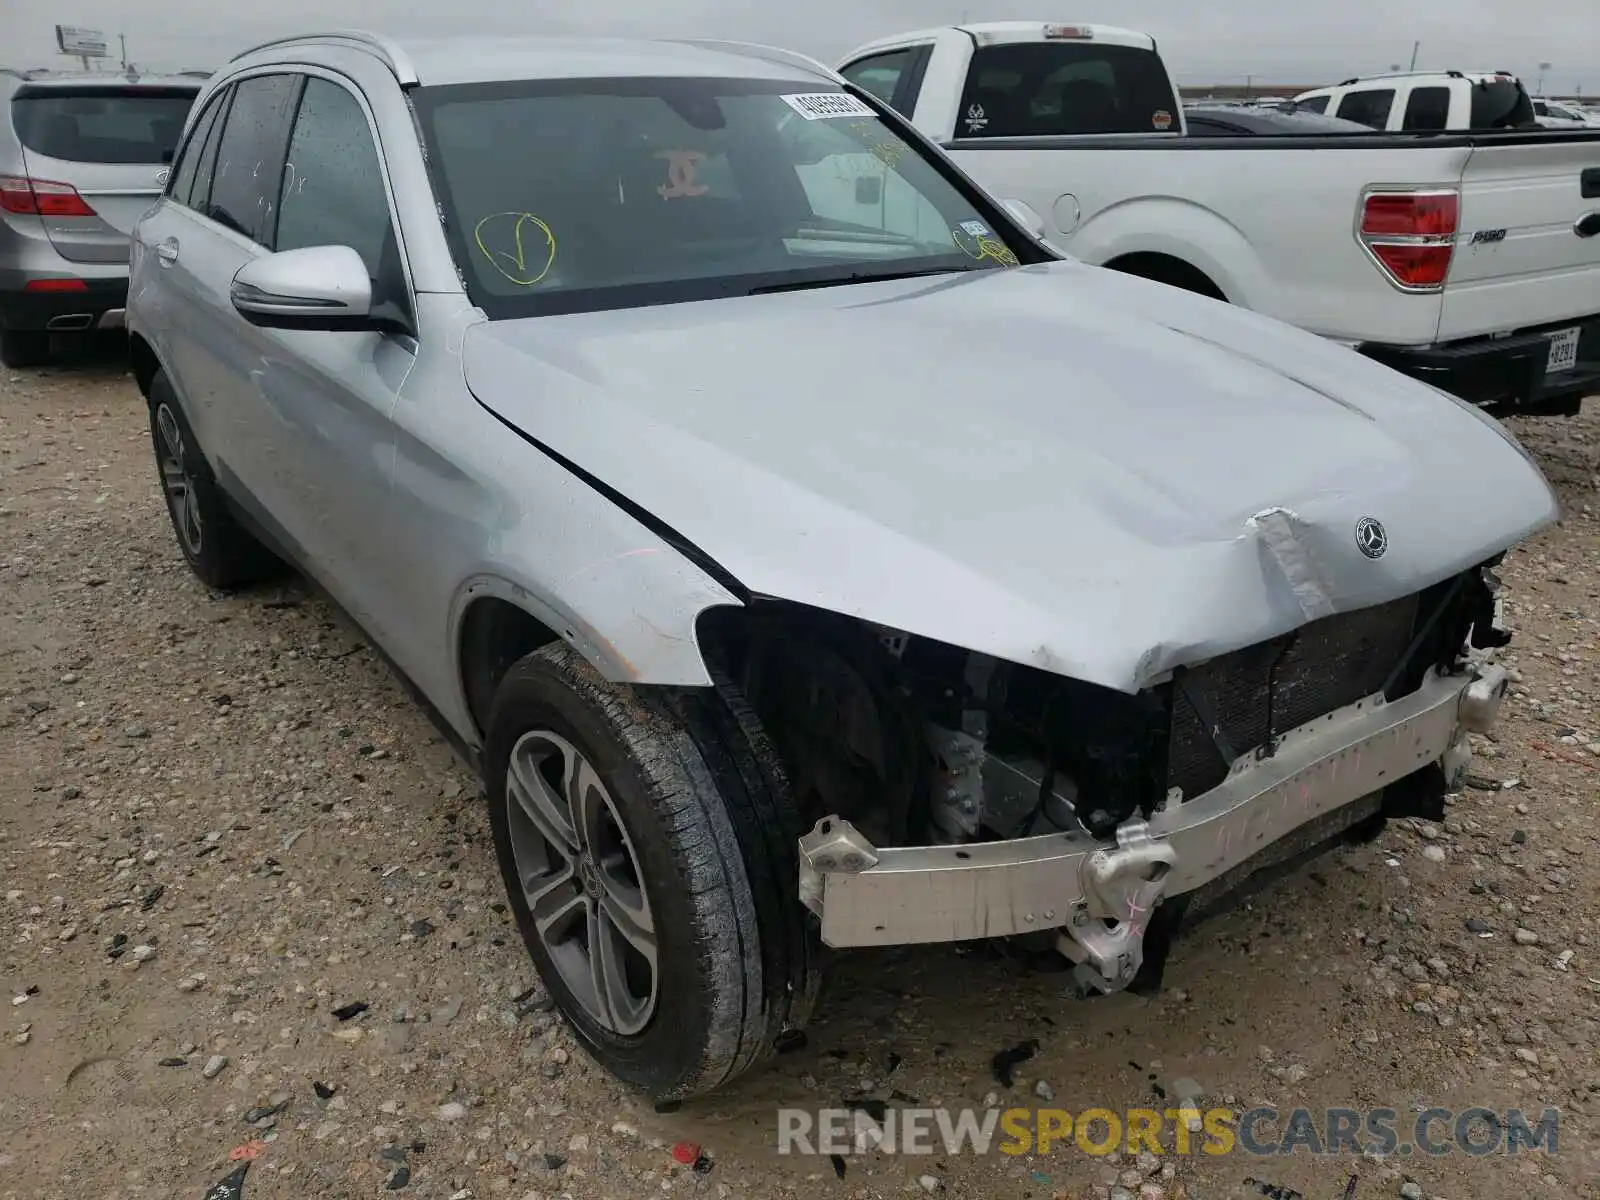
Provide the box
[463,260,1558,691]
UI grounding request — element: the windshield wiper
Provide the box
[748,267,964,296]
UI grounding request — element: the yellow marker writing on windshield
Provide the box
[953,225,1020,268]
[849,122,907,168]
[474,212,557,286]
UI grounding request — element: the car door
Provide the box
[137,73,302,479]
[239,72,418,645]
[133,82,232,437]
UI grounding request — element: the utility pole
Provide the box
[119,34,129,71]
[1408,41,1420,71]
[1536,62,1551,95]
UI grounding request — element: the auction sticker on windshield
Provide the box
[782,93,876,120]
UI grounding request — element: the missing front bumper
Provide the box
[798,664,1506,972]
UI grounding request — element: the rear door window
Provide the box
[1333,88,1395,129]
[168,88,229,208]
[1402,86,1451,130]
[955,39,1180,137]
[10,86,197,164]
[206,73,302,243]
[1470,80,1537,128]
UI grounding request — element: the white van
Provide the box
[1292,71,1537,131]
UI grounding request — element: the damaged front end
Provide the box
[712,561,1514,996]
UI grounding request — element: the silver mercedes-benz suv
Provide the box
[126,31,1550,1101]
[1,67,199,366]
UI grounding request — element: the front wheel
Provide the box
[485,643,820,1101]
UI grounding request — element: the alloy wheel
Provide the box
[155,403,202,556]
[505,730,659,1034]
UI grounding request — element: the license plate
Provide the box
[1545,326,1581,375]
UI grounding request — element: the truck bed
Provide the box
[938,127,1600,347]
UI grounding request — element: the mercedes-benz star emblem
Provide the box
[1355,516,1388,560]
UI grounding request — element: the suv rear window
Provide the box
[10,86,197,164]
[1469,80,1536,129]
[955,41,1179,137]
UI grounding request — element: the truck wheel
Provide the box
[484,642,820,1101]
[0,330,51,368]
[147,370,282,590]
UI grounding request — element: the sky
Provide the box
[5,0,1598,93]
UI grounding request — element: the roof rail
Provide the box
[229,30,419,86]
[670,39,841,84]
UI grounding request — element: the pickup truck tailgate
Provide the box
[1439,136,1600,340]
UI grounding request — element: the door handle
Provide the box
[156,238,180,266]
[1576,211,1600,239]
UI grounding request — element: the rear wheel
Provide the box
[485,643,821,1101]
[0,330,51,369]
[147,370,282,590]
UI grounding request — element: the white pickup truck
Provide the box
[835,22,1600,415]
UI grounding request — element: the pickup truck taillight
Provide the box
[0,175,97,217]
[1358,190,1458,291]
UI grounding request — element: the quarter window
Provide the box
[207,73,301,243]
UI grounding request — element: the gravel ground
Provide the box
[2,349,1598,1200]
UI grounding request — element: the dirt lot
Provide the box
[1,351,1597,1200]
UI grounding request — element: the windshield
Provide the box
[413,77,1028,318]
[10,87,197,164]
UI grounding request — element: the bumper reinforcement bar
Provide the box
[799,664,1507,990]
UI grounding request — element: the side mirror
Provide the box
[230,245,374,331]
[1001,198,1048,240]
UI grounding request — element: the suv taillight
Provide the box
[1358,190,1458,290]
[0,175,97,217]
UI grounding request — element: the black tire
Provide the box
[146,370,282,590]
[485,642,821,1101]
[0,330,51,369]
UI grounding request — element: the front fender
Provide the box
[448,550,742,696]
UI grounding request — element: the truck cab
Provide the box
[838,22,1186,141]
